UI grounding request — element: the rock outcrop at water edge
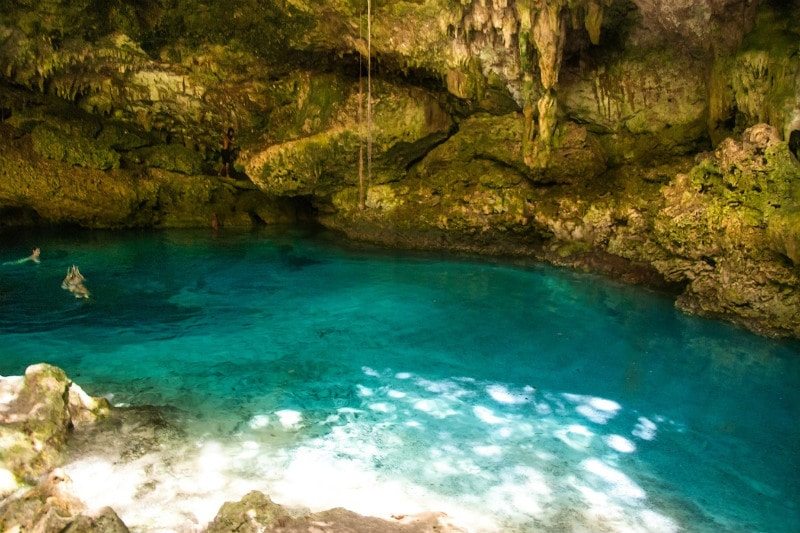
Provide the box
[0,364,126,531]
[0,469,128,533]
[0,363,109,494]
[207,491,464,533]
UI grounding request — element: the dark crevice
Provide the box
[402,127,460,172]
[0,206,42,227]
[474,154,529,177]
[288,195,319,224]
[789,130,800,160]
[702,256,717,267]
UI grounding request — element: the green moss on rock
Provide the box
[767,207,800,266]
[246,76,453,198]
[652,125,800,336]
[561,47,709,163]
[131,144,205,175]
[31,125,120,170]
[708,7,800,143]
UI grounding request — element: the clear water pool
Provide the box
[1,228,798,532]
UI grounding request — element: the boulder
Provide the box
[244,77,453,198]
[0,364,110,484]
[652,124,800,336]
[0,469,128,533]
[206,491,463,533]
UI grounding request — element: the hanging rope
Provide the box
[357,7,365,210]
[366,0,373,195]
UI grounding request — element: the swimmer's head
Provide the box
[32,247,40,258]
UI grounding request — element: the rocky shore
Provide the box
[0,364,462,532]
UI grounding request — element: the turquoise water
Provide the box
[1,228,798,532]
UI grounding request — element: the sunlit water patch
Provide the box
[1,228,798,532]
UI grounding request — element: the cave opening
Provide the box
[0,206,42,227]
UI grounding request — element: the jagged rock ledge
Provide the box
[0,365,462,533]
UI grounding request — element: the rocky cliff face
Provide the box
[0,0,798,336]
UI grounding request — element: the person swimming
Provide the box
[3,247,41,265]
[61,265,90,299]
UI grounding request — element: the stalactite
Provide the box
[525,0,567,167]
[515,0,536,163]
[514,0,603,168]
[451,0,606,169]
[584,0,604,46]
[532,1,566,92]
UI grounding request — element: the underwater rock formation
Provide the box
[0,0,798,336]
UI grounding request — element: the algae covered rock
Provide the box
[561,47,708,163]
[653,124,800,336]
[0,469,129,533]
[323,113,605,253]
[96,124,151,152]
[0,364,110,484]
[31,125,121,170]
[206,491,290,533]
[245,77,453,198]
[0,364,74,483]
[326,155,541,255]
[1,123,295,229]
[767,207,800,266]
[708,7,800,144]
[131,144,205,175]
[206,490,462,533]
[68,383,111,429]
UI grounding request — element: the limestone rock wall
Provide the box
[0,119,303,229]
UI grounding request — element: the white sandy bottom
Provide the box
[63,369,686,533]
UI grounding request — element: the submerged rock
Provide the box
[206,491,463,533]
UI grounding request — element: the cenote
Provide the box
[1,228,798,532]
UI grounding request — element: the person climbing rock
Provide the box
[220,127,236,177]
[3,247,40,265]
